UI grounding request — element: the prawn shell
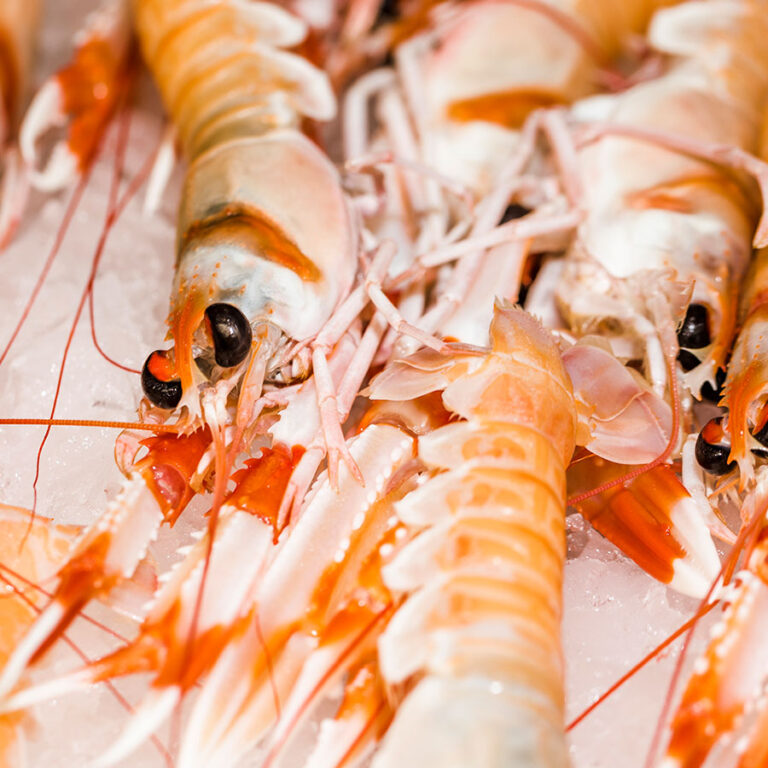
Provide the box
[374,306,574,768]
[419,0,666,194]
[174,131,356,342]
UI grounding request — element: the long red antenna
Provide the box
[26,88,164,542]
[0,561,131,644]
[0,418,177,432]
[86,75,145,376]
[567,601,717,731]
[88,288,142,374]
[0,173,92,370]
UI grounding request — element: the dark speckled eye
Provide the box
[678,303,710,349]
[676,303,712,372]
[142,350,182,410]
[695,418,735,476]
[205,303,252,368]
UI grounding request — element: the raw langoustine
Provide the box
[368,304,576,768]
[557,0,768,397]
[0,0,357,705]
[133,0,355,427]
[551,0,768,595]
[388,0,675,197]
[4,304,578,767]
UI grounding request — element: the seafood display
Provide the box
[5,0,768,767]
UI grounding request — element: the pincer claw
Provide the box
[19,0,129,191]
[20,80,78,191]
[568,456,720,598]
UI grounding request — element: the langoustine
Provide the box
[361,0,675,197]
[0,305,577,768]
[363,304,576,767]
[659,471,768,768]
[693,242,768,487]
[344,0,675,347]
[549,0,768,594]
[0,0,356,706]
[556,0,768,398]
[133,0,351,420]
[659,113,768,768]
[704,100,768,486]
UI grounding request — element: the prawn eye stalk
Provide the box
[141,350,182,410]
[204,303,252,368]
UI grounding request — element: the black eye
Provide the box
[142,350,182,410]
[678,303,710,349]
[695,418,735,475]
[500,203,531,224]
[677,349,702,372]
[205,303,252,368]
[700,367,726,403]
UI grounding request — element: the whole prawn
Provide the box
[702,106,768,486]
[692,247,768,488]
[133,0,355,430]
[556,0,768,398]
[350,303,575,767]
[402,0,674,197]
[540,0,768,596]
[0,0,357,706]
[657,472,768,768]
[19,304,576,767]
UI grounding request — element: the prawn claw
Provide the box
[19,0,130,191]
[568,455,720,598]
